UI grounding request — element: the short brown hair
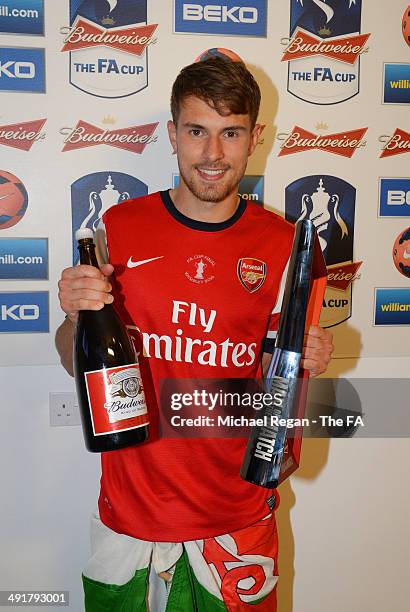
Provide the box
[170,57,261,128]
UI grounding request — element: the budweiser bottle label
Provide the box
[84,363,148,435]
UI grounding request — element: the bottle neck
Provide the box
[78,239,99,268]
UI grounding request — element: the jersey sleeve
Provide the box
[262,258,289,354]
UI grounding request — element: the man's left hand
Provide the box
[301,325,334,377]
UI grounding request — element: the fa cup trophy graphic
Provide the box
[241,220,327,488]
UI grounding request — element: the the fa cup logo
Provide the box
[298,178,348,253]
[283,0,369,105]
[71,171,148,265]
[294,0,358,36]
[296,0,336,29]
[194,260,207,280]
[286,175,357,329]
[61,0,157,98]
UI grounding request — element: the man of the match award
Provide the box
[241,219,327,489]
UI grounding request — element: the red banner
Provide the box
[379,128,410,158]
[326,261,362,291]
[278,126,367,158]
[61,17,158,57]
[61,120,158,154]
[281,29,370,65]
[0,119,46,151]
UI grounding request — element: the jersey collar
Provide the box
[160,189,247,232]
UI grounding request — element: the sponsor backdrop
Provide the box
[0,0,409,365]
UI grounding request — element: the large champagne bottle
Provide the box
[73,228,149,452]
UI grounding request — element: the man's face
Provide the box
[167,96,260,204]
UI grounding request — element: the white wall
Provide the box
[0,364,99,612]
[279,436,410,612]
[1,1,409,611]
[277,356,410,612]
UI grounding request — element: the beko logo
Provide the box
[0,47,45,93]
[387,191,410,205]
[174,0,267,37]
[379,179,410,217]
[0,291,49,332]
[1,304,39,320]
[0,60,35,78]
[183,4,258,23]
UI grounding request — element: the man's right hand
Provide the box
[58,263,114,323]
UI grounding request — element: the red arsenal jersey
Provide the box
[99,191,294,541]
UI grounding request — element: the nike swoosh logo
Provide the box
[0,193,11,201]
[403,250,410,260]
[127,256,164,268]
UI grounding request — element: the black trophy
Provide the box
[240,219,326,489]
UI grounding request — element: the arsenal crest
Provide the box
[237,258,267,293]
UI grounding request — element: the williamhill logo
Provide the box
[0,0,44,35]
[389,80,410,89]
[383,63,410,104]
[380,303,410,312]
[374,288,410,325]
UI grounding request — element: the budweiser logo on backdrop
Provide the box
[0,119,46,151]
[326,261,362,291]
[277,126,367,157]
[60,17,158,56]
[281,29,370,64]
[379,128,410,158]
[60,120,158,154]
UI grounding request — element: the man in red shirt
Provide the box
[56,57,333,611]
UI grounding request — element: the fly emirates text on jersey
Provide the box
[127,300,257,368]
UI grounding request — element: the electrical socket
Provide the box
[49,392,81,427]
